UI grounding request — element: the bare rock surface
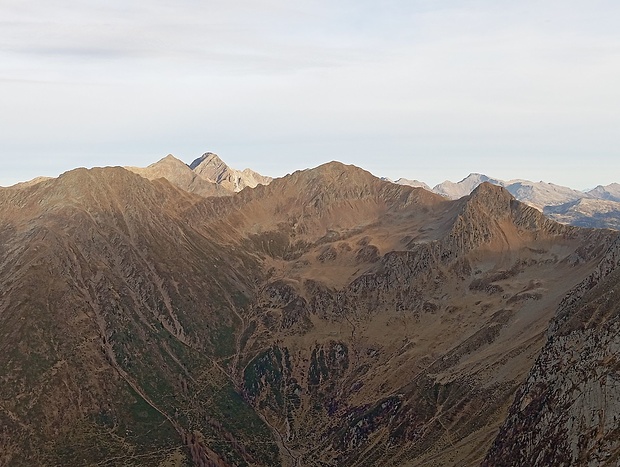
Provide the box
[483,238,620,466]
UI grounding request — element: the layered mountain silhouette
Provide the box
[420,173,620,229]
[126,152,272,196]
[431,173,591,209]
[1,156,620,466]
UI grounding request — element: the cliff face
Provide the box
[1,164,617,466]
[483,237,620,467]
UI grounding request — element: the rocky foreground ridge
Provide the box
[1,159,620,466]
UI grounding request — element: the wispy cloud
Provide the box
[1,1,620,187]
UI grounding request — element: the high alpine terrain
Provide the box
[427,174,620,230]
[1,158,619,466]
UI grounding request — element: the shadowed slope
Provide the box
[483,236,620,466]
[0,168,278,466]
[0,164,617,466]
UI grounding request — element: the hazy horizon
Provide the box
[1,151,614,192]
[2,1,619,189]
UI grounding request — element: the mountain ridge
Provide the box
[3,161,618,465]
[410,172,619,230]
[3,156,620,465]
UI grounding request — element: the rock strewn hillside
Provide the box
[1,162,618,466]
[483,236,620,466]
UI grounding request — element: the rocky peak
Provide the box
[441,182,572,257]
[456,182,516,225]
[189,152,272,192]
[145,154,191,173]
[256,161,444,212]
[160,153,182,163]
[125,154,229,198]
[189,152,226,172]
[468,181,513,204]
[47,166,194,211]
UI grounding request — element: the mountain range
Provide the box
[421,173,620,230]
[13,155,619,230]
[2,154,620,466]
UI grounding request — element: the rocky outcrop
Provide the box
[483,236,620,466]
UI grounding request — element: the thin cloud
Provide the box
[1,1,620,188]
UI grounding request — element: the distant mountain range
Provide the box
[393,173,620,230]
[425,173,620,208]
[374,174,620,225]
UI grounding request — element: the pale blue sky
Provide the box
[1,1,619,189]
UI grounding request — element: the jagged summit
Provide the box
[189,152,272,192]
[188,152,223,170]
[125,154,229,198]
[125,152,273,196]
[463,181,515,214]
